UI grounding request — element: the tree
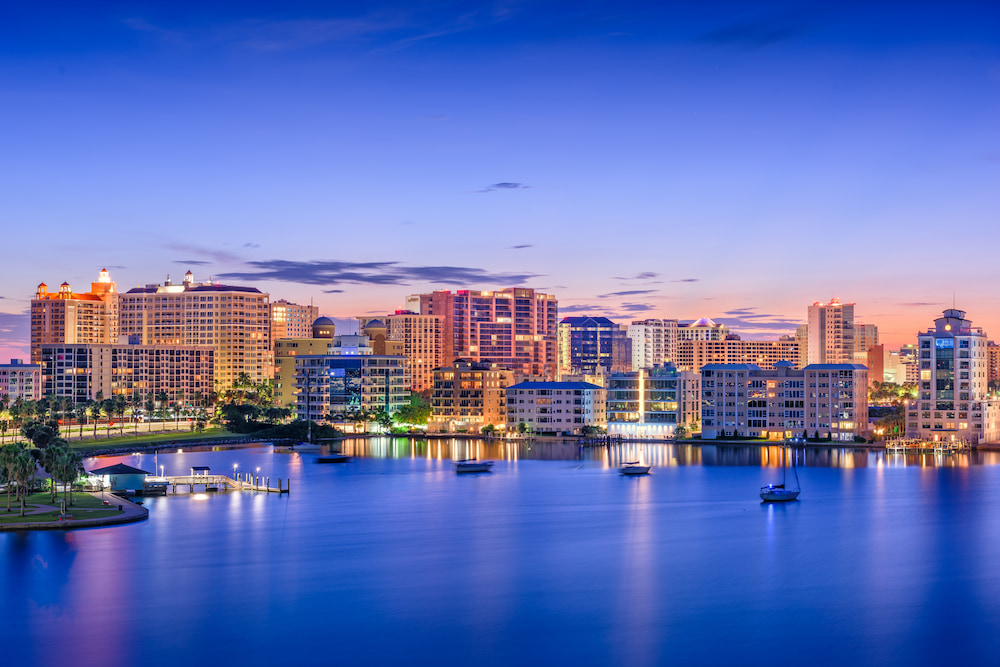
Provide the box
[21,418,59,449]
[481,423,496,437]
[0,443,24,512]
[393,393,432,426]
[12,449,36,516]
[41,442,67,503]
[674,425,688,439]
[517,422,529,435]
[374,409,394,432]
[54,449,83,508]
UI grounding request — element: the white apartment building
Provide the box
[807,298,855,364]
[905,309,1000,443]
[701,362,868,441]
[626,319,678,371]
[0,359,42,401]
[505,381,606,435]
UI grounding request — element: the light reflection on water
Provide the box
[4,438,1000,665]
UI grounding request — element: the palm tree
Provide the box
[55,449,82,508]
[0,443,24,512]
[172,402,183,430]
[12,449,36,516]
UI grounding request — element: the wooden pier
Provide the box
[147,472,289,495]
[885,438,971,454]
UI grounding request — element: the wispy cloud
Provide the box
[173,260,213,266]
[219,259,540,287]
[324,289,344,294]
[671,278,699,283]
[599,290,657,298]
[0,311,30,346]
[620,303,655,312]
[479,182,530,193]
[243,242,261,249]
[559,304,604,313]
[612,271,659,281]
[899,302,939,307]
[716,307,803,334]
[166,243,243,264]
[509,244,533,249]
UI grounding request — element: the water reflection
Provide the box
[304,437,1000,469]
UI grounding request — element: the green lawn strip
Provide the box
[68,428,239,453]
[0,507,123,524]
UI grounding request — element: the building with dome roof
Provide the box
[677,317,730,341]
[273,316,336,408]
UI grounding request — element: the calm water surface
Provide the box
[5,438,1000,666]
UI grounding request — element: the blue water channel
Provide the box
[5,438,1000,666]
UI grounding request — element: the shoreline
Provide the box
[0,492,148,532]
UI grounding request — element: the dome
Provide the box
[364,319,385,329]
[691,317,717,327]
[312,316,335,326]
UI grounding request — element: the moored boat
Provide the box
[760,443,801,502]
[456,459,493,474]
[317,453,351,463]
[621,462,650,475]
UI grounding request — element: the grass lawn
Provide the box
[68,428,239,453]
[0,491,123,525]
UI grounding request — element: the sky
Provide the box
[1,0,999,360]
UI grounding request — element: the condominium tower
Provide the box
[807,298,855,364]
[626,319,678,370]
[416,289,558,379]
[30,268,119,363]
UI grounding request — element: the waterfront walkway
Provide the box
[0,493,148,531]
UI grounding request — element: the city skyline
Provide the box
[2,2,999,358]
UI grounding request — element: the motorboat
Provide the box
[621,462,650,475]
[760,443,801,502]
[456,459,493,474]
[317,453,351,463]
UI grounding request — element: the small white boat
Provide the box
[621,462,650,475]
[456,459,493,474]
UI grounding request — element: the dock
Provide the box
[886,438,971,454]
[144,472,289,495]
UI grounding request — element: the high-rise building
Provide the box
[626,319,678,370]
[416,288,558,379]
[30,268,119,363]
[677,317,730,341]
[795,324,809,369]
[807,298,855,364]
[867,344,885,387]
[429,360,513,433]
[118,271,272,389]
[270,299,319,342]
[359,311,442,393]
[675,337,800,372]
[605,364,701,439]
[0,359,42,401]
[905,309,1000,443]
[40,343,214,405]
[557,316,631,377]
[701,362,868,441]
[854,323,879,360]
[988,342,1000,389]
[356,318,405,356]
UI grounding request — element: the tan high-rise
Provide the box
[30,268,119,363]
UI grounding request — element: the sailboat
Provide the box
[760,442,801,502]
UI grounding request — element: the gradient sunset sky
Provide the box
[2,1,999,360]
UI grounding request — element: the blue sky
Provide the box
[2,1,999,358]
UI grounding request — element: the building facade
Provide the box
[605,364,701,439]
[505,381,606,435]
[270,299,319,343]
[429,360,513,433]
[700,362,868,441]
[675,337,800,372]
[382,311,442,393]
[30,269,119,363]
[118,271,272,389]
[294,353,410,422]
[0,359,42,401]
[557,316,631,377]
[904,309,1000,443]
[40,343,214,405]
[626,319,678,371]
[416,289,558,379]
[273,317,336,409]
[988,342,1000,389]
[807,298,855,364]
